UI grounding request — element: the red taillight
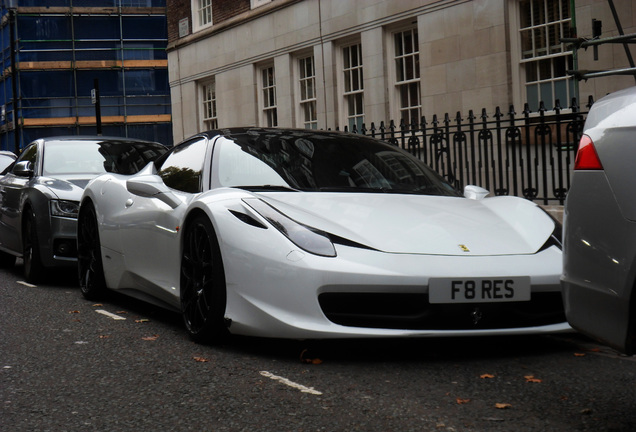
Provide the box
[574,134,603,170]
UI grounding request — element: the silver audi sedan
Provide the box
[562,86,636,354]
[0,136,167,283]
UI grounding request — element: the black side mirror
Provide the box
[13,161,34,178]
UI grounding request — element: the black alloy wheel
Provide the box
[77,203,107,300]
[180,214,228,344]
[23,209,45,283]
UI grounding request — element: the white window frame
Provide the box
[298,55,318,130]
[259,64,278,127]
[201,79,218,131]
[192,0,213,33]
[513,0,574,111]
[391,27,421,125]
[341,42,364,132]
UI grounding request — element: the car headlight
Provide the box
[50,199,80,219]
[243,198,336,257]
[538,207,562,251]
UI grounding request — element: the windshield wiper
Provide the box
[235,185,301,192]
[318,186,453,195]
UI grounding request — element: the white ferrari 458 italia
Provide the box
[78,128,569,343]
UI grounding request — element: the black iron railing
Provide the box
[348,97,592,205]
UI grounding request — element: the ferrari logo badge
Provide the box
[458,244,470,252]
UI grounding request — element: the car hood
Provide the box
[38,175,94,199]
[257,193,555,256]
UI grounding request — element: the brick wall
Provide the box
[167,0,252,43]
[167,0,190,43]
[213,0,250,23]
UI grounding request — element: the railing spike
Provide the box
[538,101,546,113]
[522,103,531,115]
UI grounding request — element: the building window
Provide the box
[299,56,317,130]
[202,80,217,130]
[393,28,420,124]
[519,0,573,111]
[343,43,364,132]
[261,66,277,127]
[193,0,213,31]
[121,0,152,6]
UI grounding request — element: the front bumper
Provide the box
[222,238,569,339]
[39,215,78,268]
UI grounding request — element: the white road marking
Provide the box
[95,309,127,320]
[260,371,323,395]
[17,281,36,288]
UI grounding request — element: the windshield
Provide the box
[43,140,166,176]
[215,130,460,196]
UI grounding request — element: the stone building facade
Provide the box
[166,0,635,143]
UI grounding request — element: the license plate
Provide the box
[428,277,531,304]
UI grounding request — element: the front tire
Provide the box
[77,203,107,300]
[180,215,228,344]
[23,210,45,284]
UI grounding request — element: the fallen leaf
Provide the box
[495,403,512,409]
[299,349,323,365]
[524,375,542,383]
[135,319,150,323]
[480,373,495,379]
[116,311,128,315]
[142,335,159,341]
[193,356,209,362]
[456,398,471,404]
[574,352,586,357]
[68,310,80,314]
[92,304,103,307]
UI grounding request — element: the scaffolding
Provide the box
[0,0,172,153]
[563,0,636,83]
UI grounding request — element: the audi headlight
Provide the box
[50,199,80,219]
[243,198,336,257]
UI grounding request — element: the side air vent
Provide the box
[229,210,267,229]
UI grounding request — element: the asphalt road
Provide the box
[1,262,635,432]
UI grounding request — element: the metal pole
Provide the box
[569,0,579,104]
[607,0,636,83]
[93,78,102,136]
